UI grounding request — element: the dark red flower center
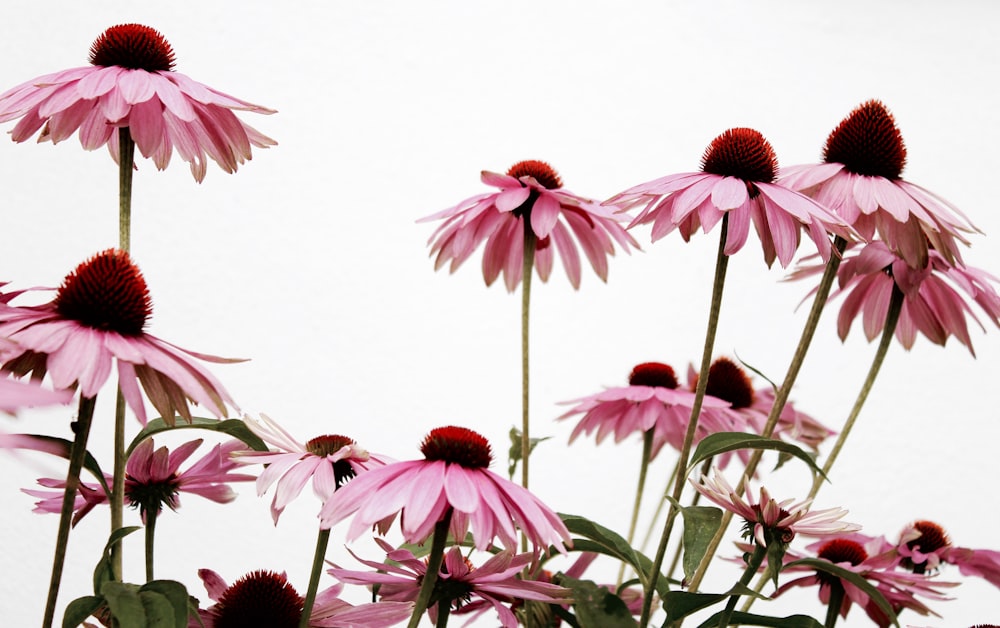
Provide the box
[53,249,152,336]
[822,100,907,179]
[817,538,868,565]
[305,434,358,487]
[124,473,180,519]
[420,426,493,469]
[691,357,755,409]
[507,160,563,190]
[89,24,176,72]
[700,128,778,197]
[628,362,679,389]
[213,570,303,628]
[906,520,951,554]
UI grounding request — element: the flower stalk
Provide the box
[521,219,536,495]
[299,527,332,628]
[716,543,767,628]
[407,509,454,628]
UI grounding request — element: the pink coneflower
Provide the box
[691,468,860,548]
[419,160,638,291]
[329,538,572,628]
[791,241,1000,355]
[780,100,977,268]
[0,249,239,424]
[0,376,72,415]
[775,536,956,626]
[191,569,413,628]
[319,426,571,552]
[557,361,737,460]
[897,520,1000,589]
[24,438,253,525]
[608,128,850,268]
[0,23,275,182]
[230,413,390,524]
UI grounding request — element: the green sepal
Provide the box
[553,573,638,628]
[687,432,826,480]
[125,417,268,458]
[783,558,899,626]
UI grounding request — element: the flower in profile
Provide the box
[557,361,736,460]
[0,249,240,424]
[897,520,1000,589]
[419,160,638,291]
[779,99,978,268]
[790,240,1000,355]
[329,538,571,628]
[23,438,253,525]
[0,23,276,182]
[320,426,571,552]
[230,413,390,524]
[607,128,850,268]
[191,568,412,628]
[0,376,72,415]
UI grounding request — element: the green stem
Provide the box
[687,236,847,595]
[299,527,332,628]
[808,283,904,500]
[824,581,845,628]
[407,510,453,628]
[618,430,654,586]
[665,459,711,584]
[118,127,134,252]
[639,460,679,554]
[42,395,97,628]
[435,600,452,628]
[715,544,766,627]
[144,508,157,583]
[640,215,730,627]
[521,221,536,495]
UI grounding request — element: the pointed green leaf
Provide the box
[784,558,899,626]
[101,582,146,628]
[62,595,103,628]
[687,432,825,480]
[661,584,764,622]
[695,610,823,628]
[553,574,638,628]
[17,434,111,495]
[125,417,268,458]
[674,500,723,584]
[140,581,191,628]
[93,526,141,593]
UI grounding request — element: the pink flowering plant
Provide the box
[1,21,999,628]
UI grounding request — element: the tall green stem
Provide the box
[521,221,536,496]
[407,510,453,628]
[808,283,904,500]
[435,601,452,628]
[618,430,654,586]
[110,128,135,582]
[824,582,845,628]
[715,543,766,628]
[300,527,332,628]
[640,216,730,627]
[143,509,157,583]
[687,236,846,595]
[42,395,97,628]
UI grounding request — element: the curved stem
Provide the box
[808,283,904,500]
[42,395,97,628]
[640,215,730,627]
[618,430,654,586]
[300,527,332,628]
[715,544,766,628]
[521,221,536,494]
[407,510,453,628]
[143,508,158,582]
[687,236,847,595]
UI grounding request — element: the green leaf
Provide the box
[687,432,825,480]
[137,590,177,628]
[140,581,191,628]
[507,427,551,480]
[558,513,671,599]
[93,526,141,593]
[18,434,111,496]
[125,417,268,458]
[784,559,899,626]
[553,574,638,628]
[62,595,103,628]
[661,584,764,622]
[675,501,723,584]
[695,611,823,628]
[101,582,146,628]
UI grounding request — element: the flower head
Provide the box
[897,520,1000,589]
[779,100,978,268]
[319,426,571,552]
[0,249,240,424]
[420,160,638,291]
[329,538,571,628]
[790,240,1000,355]
[608,128,851,268]
[0,23,276,182]
[191,568,412,628]
[231,413,390,525]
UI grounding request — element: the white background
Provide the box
[1,1,998,626]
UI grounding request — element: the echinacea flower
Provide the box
[329,538,572,628]
[23,438,253,525]
[790,240,1000,355]
[557,361,737,461]
[0,376,72,415]
[0,249,240,424]
[0,23,276,182]
[230,413,390,524]
[607,127,851,268]
[779,99,977,268]
[420,159,638,291]
[191,568,413,628]
[319,426,571,552]
[897,520,1000,589]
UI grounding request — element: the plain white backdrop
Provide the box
[1,1,998,626]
